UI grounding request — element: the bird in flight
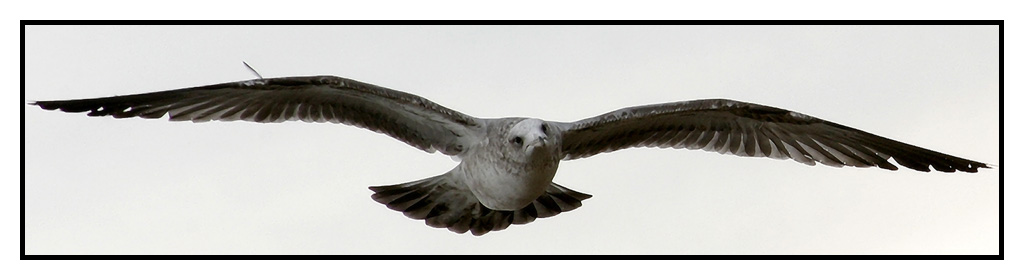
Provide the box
[33,75,990,236]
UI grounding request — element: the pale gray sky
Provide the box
[24,25,998,255]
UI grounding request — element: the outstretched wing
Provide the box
[33,76,482,156]
[557,99,988,173]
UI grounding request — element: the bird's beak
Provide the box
[526,135,548,149]
[524,132,548,149]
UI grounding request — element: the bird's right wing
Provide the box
[33,76,482,156]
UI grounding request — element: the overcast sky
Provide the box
[24,25,998,255]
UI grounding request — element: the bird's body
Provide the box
[33,75,990,235]
[458,118,561,210]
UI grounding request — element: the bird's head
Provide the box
[505,118,559,160]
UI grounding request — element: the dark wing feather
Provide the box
[558,99,988,173]
[33,76,481,155]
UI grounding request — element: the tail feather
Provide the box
[369,175,592,236]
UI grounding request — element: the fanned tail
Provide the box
[369,174,592,236]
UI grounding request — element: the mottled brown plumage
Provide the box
[33,75,989,235]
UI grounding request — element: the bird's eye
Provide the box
[540,123,548,134]
[510,136,523,145]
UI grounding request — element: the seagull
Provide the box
[32,75,990,235]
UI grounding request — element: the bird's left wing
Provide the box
[556,99,988,173]
[33,76,482,156]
